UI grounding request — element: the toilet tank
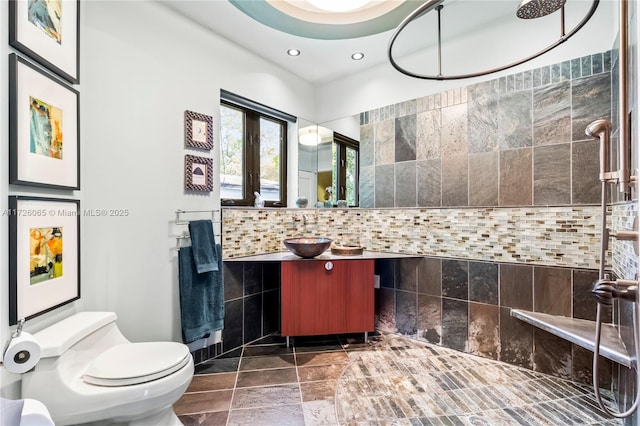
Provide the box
[34,312,118,358]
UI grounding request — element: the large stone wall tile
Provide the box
[442,259,468,300]
[469,303,499,359]
[360,123,374,167]
[418,257,442,296]
[395,114,417,162]
[468,152,498,207]
[395,161,417,207]
[499,148,532,206]
[572,139,600,204]
[375,119,395,165]
[417,159,441,207]
[442,154,468,207]
[533,81,571,146]
[416,109,441,160]
[571,73,612,142]
[442,298,468,352]
[375,288,396,333]
[396,290,418,336]
[533,266,572,316]
[468,261,498,305]
[499,307,533,369]
[375,164,395,207]
[533,143,571,205]
[418,294,441,344]
[498,90,532,150]
[468,80,499,153]
[499,264,533,310]
[441,103,469,156]
[533,329,572,379]
[359,166,374,208]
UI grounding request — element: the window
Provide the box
[331,133,359,207]
[219,92,291,207]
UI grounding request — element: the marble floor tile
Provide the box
[186,372,236,392]
[240,354,296,370]
[194,356,241,374]
[178,410,229,426]
[231,384,301,410]
[300,381,338,402]
[302,400,337,425]
[227,403,306,426]
[296,351,350,367]
[174,333,623,426]
[236,367,298,387]
[173,389,233,415]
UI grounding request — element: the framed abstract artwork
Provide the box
[184,110,214,150]
[9,53,80,190]
[185,155,213,192]
[8,196,81,325]
[9,0,80,84]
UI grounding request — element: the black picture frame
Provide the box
[9,0,80,84]
[184,110,214,150]
[9,53,80,190]
[9,196,81,325]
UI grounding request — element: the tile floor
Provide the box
[173,333,622,425]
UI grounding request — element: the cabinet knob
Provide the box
[324,261,333,271]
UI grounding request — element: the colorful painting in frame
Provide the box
[9,53,80,190]
[184,155,213,192]
[9,196,80,325]
[9,0,80,84]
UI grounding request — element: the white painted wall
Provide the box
[315,0,618,123]
[79,0,315,343]
[1,0,315,398]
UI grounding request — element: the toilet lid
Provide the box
[83,342,190,387]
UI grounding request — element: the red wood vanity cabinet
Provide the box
[281,259,374,338]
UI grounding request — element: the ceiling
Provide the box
[161,0,603,86]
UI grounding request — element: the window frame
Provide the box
[220,99,288,207]
[333,132,359,207]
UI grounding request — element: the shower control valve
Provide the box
[592,276,639,305]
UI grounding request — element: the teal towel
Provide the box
[178,244,224,344]
[188,220,219,273]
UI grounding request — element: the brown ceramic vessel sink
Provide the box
[283,237,332,258]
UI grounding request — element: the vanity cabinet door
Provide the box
[281,259,374,337]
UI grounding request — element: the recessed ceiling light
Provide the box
[287,48,301,56]
[351,52,364,60]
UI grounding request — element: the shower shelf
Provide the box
[510,309,632,368]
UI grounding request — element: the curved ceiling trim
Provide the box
[228,0,420,40]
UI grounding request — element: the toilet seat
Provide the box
[83,342,191,387]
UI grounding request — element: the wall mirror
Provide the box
[297,115,360,208]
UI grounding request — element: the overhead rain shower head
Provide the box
[516,0,566,19]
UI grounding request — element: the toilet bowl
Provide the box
[21,312,194,425]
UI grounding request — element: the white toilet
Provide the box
[21,312,194,425]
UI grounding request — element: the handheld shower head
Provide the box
[585,119,612,139]
[516,0,566,19]
[585,119,612,182]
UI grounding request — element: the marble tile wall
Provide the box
[359,51,613,209]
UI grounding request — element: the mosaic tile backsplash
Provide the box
[222,206,608,270]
